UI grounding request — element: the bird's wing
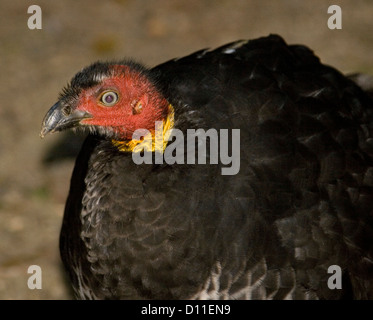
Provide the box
[151,35,373,299]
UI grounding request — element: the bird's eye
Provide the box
[100,91,119,106]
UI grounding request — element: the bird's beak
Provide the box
[40,101,92,138]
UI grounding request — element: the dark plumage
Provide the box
[41,35,373,299]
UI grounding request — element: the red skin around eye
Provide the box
[76,68,169,140]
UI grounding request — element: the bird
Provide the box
[40,34,373,300]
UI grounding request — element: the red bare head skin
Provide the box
[75,65,169,140]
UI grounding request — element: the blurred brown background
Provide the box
[0,0,372,299]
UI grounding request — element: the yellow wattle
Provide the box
[112,104,175,153]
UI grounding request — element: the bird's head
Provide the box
[40,61,171,142]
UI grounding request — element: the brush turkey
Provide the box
[41,35,373,299]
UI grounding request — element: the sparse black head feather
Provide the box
[58,60,150,104]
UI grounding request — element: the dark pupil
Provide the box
[105,94,114,103]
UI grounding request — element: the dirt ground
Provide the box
[0,0,372,300]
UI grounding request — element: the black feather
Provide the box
[56,34,373,299]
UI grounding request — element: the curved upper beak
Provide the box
[40,101,92,138]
